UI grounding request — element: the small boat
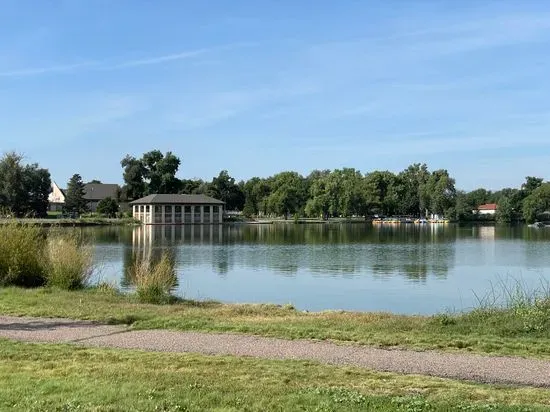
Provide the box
[528,222,545,228]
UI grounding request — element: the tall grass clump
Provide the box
[0,222,46,287]
[45,234,94,290]
[465,277,550,335]
[128,252,178,304]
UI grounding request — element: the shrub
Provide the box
[45,234,93,290]
[0,222,46,287]
[128,252,178,304]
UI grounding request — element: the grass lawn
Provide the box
[2,287,550,359]
[0,339,549,411]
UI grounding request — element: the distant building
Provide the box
[474,203,498,215]
[48,182,66,211]
[83,183,120,212]
[130,194,225,224]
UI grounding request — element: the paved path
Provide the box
[1,315,549,388]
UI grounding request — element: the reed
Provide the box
[128,252,178,304]
[45,234,94,290]
[0,222,46,287]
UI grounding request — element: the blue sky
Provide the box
[1,0,550,190]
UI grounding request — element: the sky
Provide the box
[1,0,550,191]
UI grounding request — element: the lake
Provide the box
[84,223,550,314]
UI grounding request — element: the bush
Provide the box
[0,223,46,287]
[45,234,94,290]
[128,252,178,304]
[97,197,119,218]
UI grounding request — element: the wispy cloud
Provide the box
[109,50,207,69]
[2,93,147,149]
[0,62,96,77]
[168,83,319,129]
[0,42,253,77]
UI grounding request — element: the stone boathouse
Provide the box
[130,194,224,224]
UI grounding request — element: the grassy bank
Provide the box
[2,287,550,359]
[0,217,139,227]
[0,339,549,411]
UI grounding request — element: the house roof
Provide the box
[83,184,119,201]
[477,203,498,210]
[130,194,225,205]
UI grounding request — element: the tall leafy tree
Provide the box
[496,196,514,223]
[64,174,88,214]
[0,152,51,217]
[364,171,399,216]
[523,183,550,223]
[267,172,307,219]
[522,176,544,195]
[0,153,26,216]
[305,170,332,218]
[121,155,147,200]
[144,150,181,194]
[424,169,456,216]
[208,170,245,210]
[23,164,52,217]
[398,163,430,215]
[121,150,182,198]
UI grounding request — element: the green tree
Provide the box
[523,183,550,223]
[23,164,52,218]
[447,190,473,221]
[243,177,272,216]
[121,150,182,198]
[0,153,26,217]
[180,178,204,194]
[64,174,88,214]
[0,152,51,217]
[522,176,544,195]
[464,188,493,210]
[305,170,331,218]
[364,171,399,216]
[424,169,456,216]
[144,150,181,194]
[208,170,245,210]
[496,196,513,223]
[398,163,430,216]
[267,172,307,219]
[121,155,147,200]
[96,197,119,218]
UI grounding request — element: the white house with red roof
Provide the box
[474,203,498,215]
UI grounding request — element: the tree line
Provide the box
[0,153,118,218]
[121,150,550,223]
[0,149,548,223]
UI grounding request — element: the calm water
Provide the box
[83,223,550,314]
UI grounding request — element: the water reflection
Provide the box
[123,224,457,281]
[80,223,550,314]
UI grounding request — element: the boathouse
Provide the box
[130,194,224,224]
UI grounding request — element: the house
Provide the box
[474,203,498,215]
[83,184,120,212]
[48,182,66,211]
[130,194,225,224]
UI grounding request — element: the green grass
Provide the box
[0,217,139,227]
[0,223,94,290]
[0,339,548,411]
[127,252,178,304]
[0,224,46,287]
[2,287,550,359]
